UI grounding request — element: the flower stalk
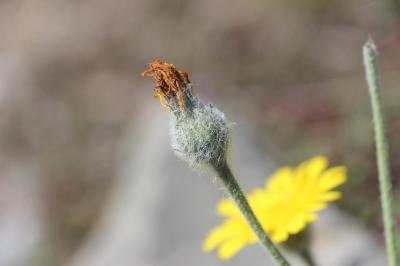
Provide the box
[213,160,291,266]
[299,250,316,266]
[284,228,316,266]
[142,59,291,265]
[363,37,399,266]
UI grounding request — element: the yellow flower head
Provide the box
[203,156,347,259]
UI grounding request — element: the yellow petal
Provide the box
[216,199,238,216]
[288,216,307,234]
[304,213,317,222]
[203,225,230,251]
[266,167,293,192]
[271,230,289,243]
[319,166,347,190]
[218,238,248,259]
[319,191,342,201]
[296,156,328,179]
[306,156,328,177]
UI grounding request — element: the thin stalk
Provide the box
[213,160,291,266]
[363,37,399,266]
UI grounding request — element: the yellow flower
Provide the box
[203,155,347,259]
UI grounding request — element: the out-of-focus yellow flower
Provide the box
[203,156,347,259]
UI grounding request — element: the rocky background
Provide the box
[0,1,399,265]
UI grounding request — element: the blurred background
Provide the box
[0,0,399,265]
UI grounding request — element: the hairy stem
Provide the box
[213,161,291,266]
[363,37,399,266]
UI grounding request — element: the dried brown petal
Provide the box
[142,59,191,111]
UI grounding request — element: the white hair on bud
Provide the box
[169,96,229,167]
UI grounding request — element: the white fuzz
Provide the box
[169,97,229,167]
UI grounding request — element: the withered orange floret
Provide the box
[142,59,191,111]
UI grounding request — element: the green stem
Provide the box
[363,37,399,266]
[213,161,291,266]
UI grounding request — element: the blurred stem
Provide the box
[284,228,316,266]
[363,37,399,266]
[213,160,291,266]
[390,0,400,14]
[299,249,317,266]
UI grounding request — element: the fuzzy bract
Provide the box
[169,97,229,167]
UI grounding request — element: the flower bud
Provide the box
[142,60,229,167]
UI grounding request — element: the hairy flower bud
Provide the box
[142,60,229,167]
[169,99,229,166]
